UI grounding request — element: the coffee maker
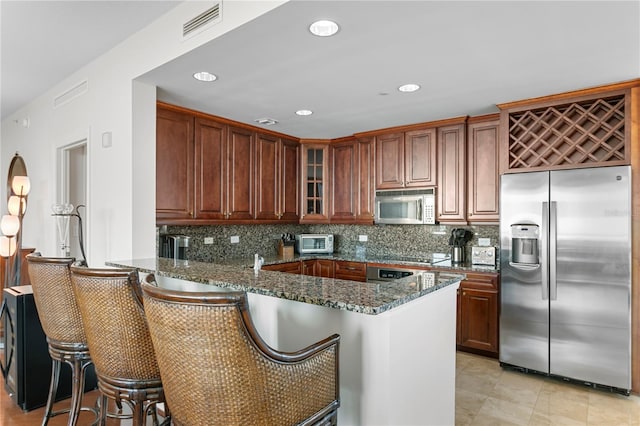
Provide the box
[159,235,190,261]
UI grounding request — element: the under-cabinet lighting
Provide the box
[255,118,278,126]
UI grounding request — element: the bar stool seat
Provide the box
[26,253,97,426]
[142,275,340,426]
[70,266,169,426]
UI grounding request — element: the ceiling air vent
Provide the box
[183,2,221,38]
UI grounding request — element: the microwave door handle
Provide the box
[417,199,423,221]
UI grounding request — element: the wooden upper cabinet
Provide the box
[279,138,300,222]
[194,120,254,221]
[375,133,404,189]
[437,123,466,223]
[375,129,436,190]
[255,134,299,222]
[255,133,279,220]
[330,137,375,224]
[355,137,375,222]
[227,126,255,220]
[405,128,436,187]
[300,143,330,223]
[194,116,226,220]
[330,140,357,222]
[467,116,500,223]
[156,107,194,220]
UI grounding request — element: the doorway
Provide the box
[56,141,87,261]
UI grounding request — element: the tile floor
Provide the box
[2,351,640,425]
[456,351,640,425]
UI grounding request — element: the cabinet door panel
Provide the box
[437,124,466,223]
[375,133,404,189]
[331,142,356,222]
[156,108,194,220]
[194,117,226,219]
[228,127,254,220]
[459,288,498,353]
[405,128,436,187]
[467,119,499,222]
[356,138,375,222]
[255,134,279,220]
[280,139,299,221]
[316,259,335,278]
[301,145,329,223]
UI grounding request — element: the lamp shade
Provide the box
[1,215,20,237]
[0,236,16,257]
[8,196,26,215]
[11,175,30,196]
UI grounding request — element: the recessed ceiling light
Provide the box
[398,83,420,93]
[296,109,313,116]
[309,20,339,37]
[193,71,217,82]
[255,118,278,126]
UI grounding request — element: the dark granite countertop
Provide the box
[106,257,465,315]
[250,252,499,274]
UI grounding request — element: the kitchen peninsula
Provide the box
[108,257,464,425]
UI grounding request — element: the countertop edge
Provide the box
[106,258,466,315]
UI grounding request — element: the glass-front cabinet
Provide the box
[300,143,330,223]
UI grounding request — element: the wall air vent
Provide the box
[183,2,221,38]
[53,79,88,109]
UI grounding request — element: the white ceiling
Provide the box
[3,1,640,140]
[0,0,180,120]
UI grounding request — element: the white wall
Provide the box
[1,1,286,266]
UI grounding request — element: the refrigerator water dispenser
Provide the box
[511,224,539,265]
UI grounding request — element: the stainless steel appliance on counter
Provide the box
[375,189,435,225]
[366,265,435,289]
[159,234,190,260]
[500,166,631,393]
[295,234,334,254]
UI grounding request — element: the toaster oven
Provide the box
[295,234,334,254]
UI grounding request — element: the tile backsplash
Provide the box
[160,223,499,263]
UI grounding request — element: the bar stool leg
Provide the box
[98,394,108,426]
[67,358,88,426]
[133,402,145,426]
[42,358,61,426]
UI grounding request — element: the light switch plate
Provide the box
[230,236,240,244]
[359,235,368,242]
[204,237,214,245]
[478,238,490,247]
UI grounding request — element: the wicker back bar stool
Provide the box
[25,253,97,426]
[69,266,168,426]
[141,276,340,426]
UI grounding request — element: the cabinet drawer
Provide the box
[462,272,498,290]
[334,260,366,282]
[262,261,301,274]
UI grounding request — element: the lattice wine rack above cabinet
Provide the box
[499,87,633,173]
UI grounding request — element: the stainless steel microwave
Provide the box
[295,234,334,254]
[375,189,436,225]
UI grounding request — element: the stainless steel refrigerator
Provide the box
[499,165,631,393]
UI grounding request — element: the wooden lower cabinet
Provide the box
[262,261,301,274]
[334,260,367,282]
[302,259,335,278]
[456,271,499,357]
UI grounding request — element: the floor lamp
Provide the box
[0,161,29,379]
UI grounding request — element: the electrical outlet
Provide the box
[230,236,240,244]
[358,235,368,242]
[204,237,214,245]
[478,238,490,247]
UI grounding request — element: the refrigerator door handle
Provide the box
[541,202,549,300]
[549,201,557,300]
